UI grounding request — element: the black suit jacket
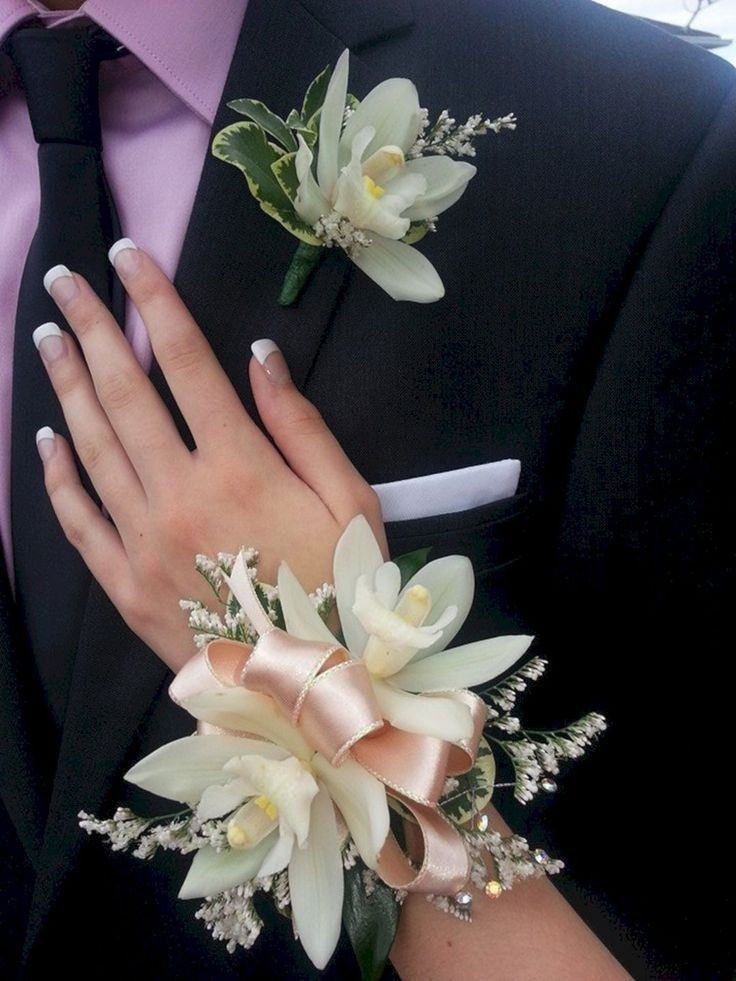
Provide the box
[1,0,734,977]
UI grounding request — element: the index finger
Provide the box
[107,238,265,453]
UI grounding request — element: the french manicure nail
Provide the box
[43,264,79,306]
[251,338,291,387]
[33,321,66,364]
[108,237,140,277]
[35,426,56,462]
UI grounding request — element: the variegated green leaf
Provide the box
[226,98,298,153]
[299,125,319,150]
[441,737,496,825]
[301,65,331,125]
[401,221,431,246]
[286,108,305,129]
[212,122,320,245]
[212,121,292,211]
[259,199,322,246]
[271,152,299,203]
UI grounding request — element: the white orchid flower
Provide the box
[124,688,390,971]
[277,513,534,746]
[293,48,477,302]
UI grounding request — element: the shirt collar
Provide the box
[0,0,249,125]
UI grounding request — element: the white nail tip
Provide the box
[251,339,280,365]
[32,322,62,349]
[43,265,72,295]
[108,238,137,265]
[35,426,55,445]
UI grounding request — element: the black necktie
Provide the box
[5,21,129,745]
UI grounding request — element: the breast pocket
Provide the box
[383,488,532,577]
[382,489,534,640]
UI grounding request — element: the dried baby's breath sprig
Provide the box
[310,581,337,620]
[313,211,373,256]
[488,712,608,804]
[195,882,265,954]
[78,806,229,858]
[407,108,517,159]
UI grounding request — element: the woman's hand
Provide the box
[35,239,388,673]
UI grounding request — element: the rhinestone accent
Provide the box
[475,813,489,832]
[533,848,549,865]
[455,890,473,908]
[541,777,558,792]
[485,880,502,899]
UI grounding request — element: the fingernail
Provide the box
[43,264,79,306]
[108,237,140,277]
[251,339,291,386]
[33,321,66,364]
[36,426,57,462]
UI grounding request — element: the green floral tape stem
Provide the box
[278,242,325,306]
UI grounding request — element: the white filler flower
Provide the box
[277,513,535,745]
[124,690,389,971]
[294,49,477,302]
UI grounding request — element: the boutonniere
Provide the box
[211,49,516,306]
[78,517,606,977]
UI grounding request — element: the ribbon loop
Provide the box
[169,549,487,896]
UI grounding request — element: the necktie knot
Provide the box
[5,22,127,147]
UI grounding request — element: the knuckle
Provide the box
[43,464,66,498]
[97,369,139,411]
[218,464,255,501]
[114,576,143,618]
[72,303,106,339]
[162,334,206,376]
[75,432,112,473]
[162,502,199,540]
[129,269,161,309]
[286,403,327,438]
[354,484,382,518]
[51,359,81,400]
[62,519,87,552]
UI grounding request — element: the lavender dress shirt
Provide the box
[0,0,249,587]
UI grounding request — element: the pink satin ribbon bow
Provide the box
[169,554,488,895]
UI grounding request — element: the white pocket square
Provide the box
[370,459,521,522]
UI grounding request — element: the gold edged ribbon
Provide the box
[169,554,488,895]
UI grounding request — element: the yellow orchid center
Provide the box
[254,794,278,821]
[363,174,385,199]
[361,583,435,678]
[226,796,279,849]
[394,584,431,626]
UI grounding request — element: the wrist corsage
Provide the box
[78,514,606,976]
[211,48,516,305]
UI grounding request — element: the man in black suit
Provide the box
[1,0,733,977]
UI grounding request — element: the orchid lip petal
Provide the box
[196,776,252,821]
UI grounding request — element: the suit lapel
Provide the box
[20,0,413,962]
